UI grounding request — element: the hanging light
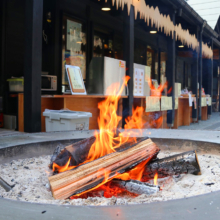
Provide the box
[101,1,111,11]
[178,45,184,48]
[150,30,157,34]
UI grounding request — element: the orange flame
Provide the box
[154,173,158,186]
[52,76,165,198]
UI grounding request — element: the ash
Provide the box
[1,152,220,206]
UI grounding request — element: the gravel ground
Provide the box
[1,151,220,206]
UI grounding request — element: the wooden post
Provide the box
[0,0,6,114]
[122,5,134,127]
[24,0,43,132]
[86,6,94,89]
[198,28,203,121]
[207,39,213,117]
[166,11,176,127]
[192,27,199,121]
[219,49,220,113]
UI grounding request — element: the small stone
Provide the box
[24,166,29,169]
[11,179,14,182]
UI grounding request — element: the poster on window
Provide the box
[67,20,83,51]
[64,19,86,81]
[134,68,144,96]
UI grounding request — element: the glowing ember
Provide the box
[154,173,158,186]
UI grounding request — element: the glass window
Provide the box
[134,41,146,65]
[62,16,86,86]
[93,31,113,58]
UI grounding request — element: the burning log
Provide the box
[50,136,96,169]
[111,179,160,195]
[142,150,201,180]
[51,130,123,170]
[49,138,160,200]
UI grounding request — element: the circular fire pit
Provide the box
[0,130,220,220]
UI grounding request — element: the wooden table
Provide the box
[174,97,192,129]
[174,97,208,129]
[18,94,125,132]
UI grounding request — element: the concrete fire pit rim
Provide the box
[1,131,220,219]
[1,190,220,220]
[0,188,219,208]
[1,129,220,149]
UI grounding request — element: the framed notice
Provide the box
[66,65,86,95]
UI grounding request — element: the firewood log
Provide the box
[142,150,201,181]
[111,179,160,195]
[49,138,160,200]
[51,130,122,169]
[50,136,96,169]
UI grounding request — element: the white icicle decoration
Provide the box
[106,0,213,59]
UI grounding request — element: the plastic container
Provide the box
[7,78,24,92]
[43,110,92,132]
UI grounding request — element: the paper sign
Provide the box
[145,66,151,82]
[188,94,192,107]
[134,68,144,96]
[175,98,178,109]
[161,96,172,111]
[201,97,207,107]
[146,97,160,112]
[206,97,212,106]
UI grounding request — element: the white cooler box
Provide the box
[43,110,92,132]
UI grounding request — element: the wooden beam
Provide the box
[167,11,176,127]
[24,0,43,132]
[122,5,134,127]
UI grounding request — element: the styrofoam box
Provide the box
[43,110,92,132]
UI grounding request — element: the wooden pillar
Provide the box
[198,28,203,121]
[166,11,176,127]
[0,0,6,114]
[208,39,213,117]
[122,5,134,127]
[192,27,199,121]
[86,6,94,89]
[24,0,43,132]
[219,50,220,113]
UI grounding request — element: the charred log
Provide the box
[50,136,96,170]
[111,179,160,195]
[48,138,160,200]
[142,150,201,181]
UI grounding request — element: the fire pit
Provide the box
[1,130,220,219]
